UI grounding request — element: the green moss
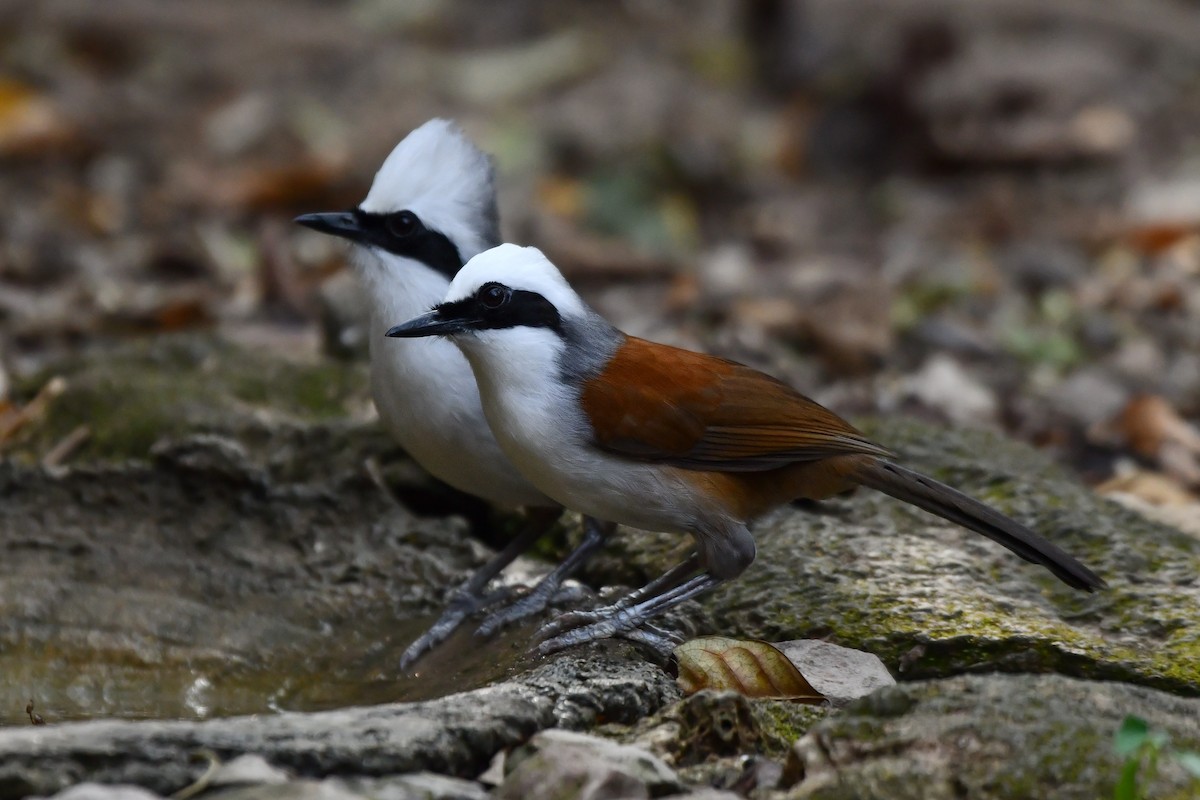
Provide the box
[756,561,1200,694]
[752,699,829,754]
[792,675,1200,800]
[8,335,370,462]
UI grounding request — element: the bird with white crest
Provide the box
[295,121,615,669]
[386,243,1106,654]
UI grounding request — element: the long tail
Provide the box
[848,458,1106,592]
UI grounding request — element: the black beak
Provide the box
[385,310,480,339]
[294,211,364,243]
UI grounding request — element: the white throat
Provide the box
[352,246,449,338]
[455,327,570,406]
[351,245,552,509]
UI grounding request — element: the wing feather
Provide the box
[581,337,891,471]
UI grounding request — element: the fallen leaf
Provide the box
[225,160,340,212]
[900,354,998,426]
[1097,464,1200,538]
[773,639,896,705]
[663,273,701,314]
[0,78,76,156]
[257,218,316,317]
[99,293,215,335]
[180,156,350,213]
[1097,467,1195,507]
[675,636,826,702]
[1096,394,1200,486]
[1125,223,1196,256]
[0,376,66,445]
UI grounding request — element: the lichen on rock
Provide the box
[782,673,1200,800]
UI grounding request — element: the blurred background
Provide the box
[2,0,1199,530]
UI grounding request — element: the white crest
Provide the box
[359,119,498,258]
[446,244,588,320]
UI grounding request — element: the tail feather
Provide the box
[850,459,1106,592]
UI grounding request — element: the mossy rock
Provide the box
[783,673,1200,799]
[584,420,1200,695]
[7,334,372,463]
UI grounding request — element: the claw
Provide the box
[398,508,561,672]
[475,517,614,638]
[535,571,720,656]
[532,607,607,642]
[536,619,682,658]
[399,586,505,671]
[475,581,561,637]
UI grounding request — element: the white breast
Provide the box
[355,250,554,509]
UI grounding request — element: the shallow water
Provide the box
[1,615,544,726]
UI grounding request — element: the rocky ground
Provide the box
[2,339,1199,799]
[2,1,1200,798]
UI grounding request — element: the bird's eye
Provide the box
[479,283,511,309]
[385,211,419,238]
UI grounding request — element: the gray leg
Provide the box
[614,624,685,658]
[399,507,559,671]
[475,517,615,637]
[536,572,722,655]
[535,551,703,641]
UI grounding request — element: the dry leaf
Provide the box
[773,639,896,705]
[100,294,214,335]
[1095,394,1200,486]
[0,79,75,156]
[1126,223,1198,255]
[675,636,826,702]
[1097,467,1196,507]
[180,156,350,213]
[228,160,340,211]
[1097,465,1200,537]
[0,377,66,445]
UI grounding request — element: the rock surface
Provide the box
[6,1,1200,798]
[496,729,682,800]
[5,338,1200,800]
[782,673,1200,800]
[0,446,521,724]
[651,690,825,764]
[44,786,163,800]
[0,653,678,798]
[0,336,560,724]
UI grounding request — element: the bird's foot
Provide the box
[534,571,718,658]
[533,602,623,642]
[475,579,567,636]
[535,615,682,657]
[476,517,612,637]
[398,585,514,671]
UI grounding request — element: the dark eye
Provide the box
[385,211,419,238]
[479,283,511,309]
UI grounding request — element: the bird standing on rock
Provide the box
[294,121,614,669]
[385,243,1107,654]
